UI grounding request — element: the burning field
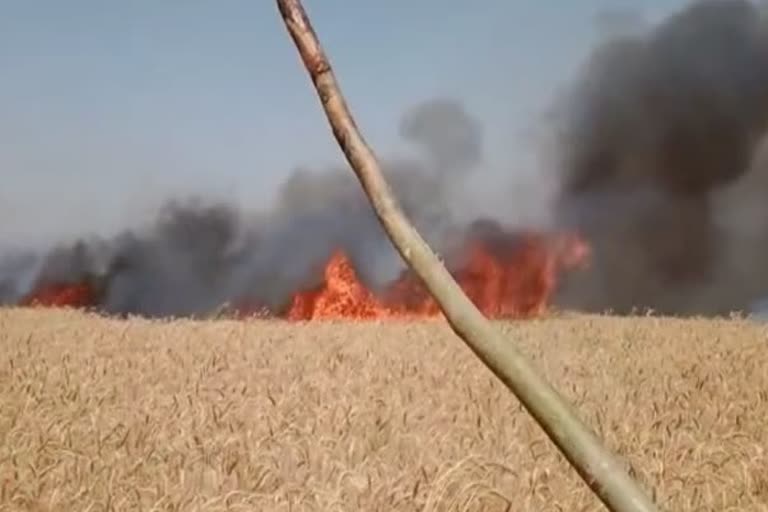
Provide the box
[4,1,768,511]
[1,92,594,322]
[6,1,768,319]
[1,308,766,510]
[14,221,590,322]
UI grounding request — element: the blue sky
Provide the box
[0,0,686,244]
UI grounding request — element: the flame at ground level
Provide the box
[275,229,590,321]
[19,282,99,309]
[17,227,590,321]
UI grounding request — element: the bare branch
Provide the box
[274,2,662,511]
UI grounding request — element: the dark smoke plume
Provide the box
[0,98,483,317]
[11,1,768,319]
[553,0,768,315]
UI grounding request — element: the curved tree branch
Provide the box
[274,2,662,511]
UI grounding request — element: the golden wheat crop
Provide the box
[0,308,766,511]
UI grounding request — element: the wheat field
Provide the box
[0,308,766,511]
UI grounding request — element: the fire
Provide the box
[17,224,591,321]
[19,281,99,309]
[283,229,591,321]
[285,250,400,320]
[452,231,590,318]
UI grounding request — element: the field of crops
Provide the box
[0,308,766,511]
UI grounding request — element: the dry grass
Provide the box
[0,308,766,511]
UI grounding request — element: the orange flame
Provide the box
[282,230,590,321]
[19,282,98,309]
[18,227,591,321]
[285,250,400,320]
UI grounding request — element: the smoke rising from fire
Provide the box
[553,0,768,315]
[1,99,492,317]
[399,98,483,176]
[7,0,768,318]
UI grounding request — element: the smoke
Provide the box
[552,0,768,315]
[10,0,768,318]
[399,98,483,175]
[0,98,485,317]
[0,248,41,303]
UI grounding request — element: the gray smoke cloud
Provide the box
[0,247,41,303]
[9,0,768,319]
[553,0,768,315]
[0,98,484,317]
[399,98,483,175]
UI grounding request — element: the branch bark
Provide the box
[274,2,662,511]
